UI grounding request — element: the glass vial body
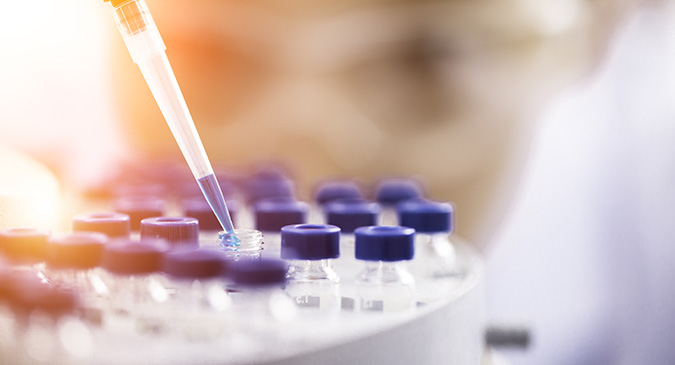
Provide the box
[218,229,263,261]
[356,261,415,312]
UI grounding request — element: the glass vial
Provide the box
[101,238,169,335]
[354,226,416,313]
[281,224,341,312]
[218,229,263,261]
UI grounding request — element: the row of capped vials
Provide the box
[0,169,463,363]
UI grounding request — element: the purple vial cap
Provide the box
[313,181,363,205]
[14,279,79,318]
[254,198,308,232]
[140,217,199,250]
[325,199,381,233]
[244,169,295,203]
[397,199,453,233]
[281,224,340,260]
[46,232,108,269]
[229,259,287,287]
[354,226,415,262]
[374,178,424,205]
[72,212,131,239]
[113,196,166,231]
[181,198,238,231]
[0,228,50,263]
[162,249,227,279]
[102,239,168,275]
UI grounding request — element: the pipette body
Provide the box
[106,0,237,242]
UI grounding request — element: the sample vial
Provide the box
[313,180,363,206]
[228,259,296,338]
[100,239,169,334]
[218,229,263,261]
[181,197,238,233]
[398,199,459,280]
[0,229,50,279]
[324,199,381,279]
[140,217,199,251]
[72,213,131,239]
[254,198,309,258]
[45,232,109,325]
[12,280,92,364]
[113,196,167,231]
[354,226,416,313]
[374,178,424,225]
[281,224,341,312]
[162,249,230,340]
[243,169,295,204]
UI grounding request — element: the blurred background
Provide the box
[1,0,674,364]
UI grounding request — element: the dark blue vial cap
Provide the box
[163,249,227,279]
[72,212,131,239]
[102,239,169,275]
[280,224,340,260]
[140,217,199,250]
[325,199,381,233]
[14,280,79,317]
[314,181,363,205]
[397,199,453,233]
[375,178,424,205]
[354,226,415,262]
[254,198,308,232]
[229,259,287,287]
[46,232,109,269]
[181,198,238,231]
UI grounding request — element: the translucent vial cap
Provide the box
[140,217,199,250]
[229,259,288,287]
[397,199,454,234]
[46,232,108,270]
[280,224,341,260]
[181,197,238,231]
[102,239,168,275]
[72,212,131,239]
[314,180,363,205]
[374,178,424,205]
[254,198,308,232]
[0,228,50,263]
[162,249,228,280]
[325,199,381,233]
[354,226,415,262]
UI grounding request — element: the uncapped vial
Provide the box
[354,226,416,313]
[162,249,230,340]
[140,217,199,251]
[218,229,263,261]
[101,239,169,334]
[281,224,341,312]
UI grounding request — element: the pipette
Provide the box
[104,0,238,244]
